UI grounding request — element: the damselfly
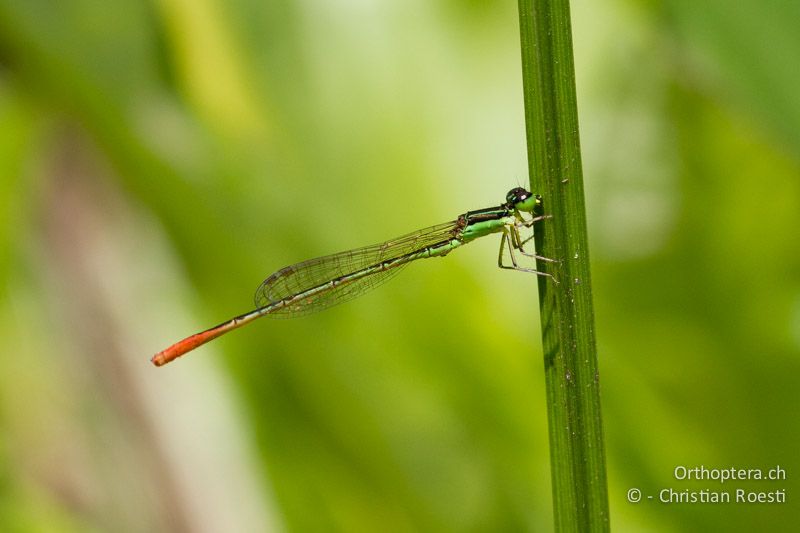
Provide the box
[152,187,554,366]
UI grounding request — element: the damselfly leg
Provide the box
[498,228,557,281]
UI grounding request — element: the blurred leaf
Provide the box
[664,0,800,153]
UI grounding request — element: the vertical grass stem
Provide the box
[517,1,610,530]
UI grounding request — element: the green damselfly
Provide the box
[152,188,553,366]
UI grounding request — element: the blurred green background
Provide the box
[1,0,798,531]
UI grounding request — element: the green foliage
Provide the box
[0,1,798,532]
[517,0,609,531]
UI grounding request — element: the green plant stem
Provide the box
[516,0,610,531]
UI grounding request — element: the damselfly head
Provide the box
[506,187,542,214]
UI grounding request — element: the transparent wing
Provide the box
[254,220,462,317]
